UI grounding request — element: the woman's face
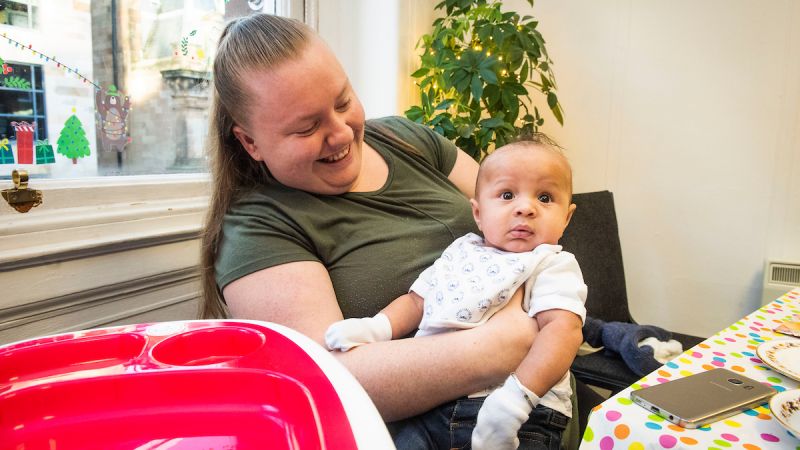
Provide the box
[232,37,367,195]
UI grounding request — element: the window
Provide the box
[0,0,37,28]
[0,62,46,143]
[0,2,314,264]
[0,0,315,180]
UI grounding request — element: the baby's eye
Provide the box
[538,193,552,203]
[501,191,514,200]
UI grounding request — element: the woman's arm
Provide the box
[448,149,479,198]
[223,260,536,421]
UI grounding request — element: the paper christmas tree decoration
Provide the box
[57,114,91,164]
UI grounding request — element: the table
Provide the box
[580,288,800,449]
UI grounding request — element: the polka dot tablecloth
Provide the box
[581,289,800,450]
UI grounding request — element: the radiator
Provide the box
[762,260,800,305]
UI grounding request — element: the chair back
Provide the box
[559,190,634,323]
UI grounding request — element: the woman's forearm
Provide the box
[334,298,536,421]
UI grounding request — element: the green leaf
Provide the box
[539,73,552,90]
[550,101,564,125]
[479,129,493,149]
[501,89,516,110]
[480,117,504,128]
[507,82,528,95]
[547,91,558,108]
[411,67,429,78]
[457,124,474,139]
[3,76,32,89]
[520,60,529,83]
[435,98,455,110]
[484,84,500,107]
[470,75,483,101]
[405,106,425,123]
[479,67,498,84]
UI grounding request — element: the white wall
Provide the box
[318,0,436,119]
[318,1,800,337]
[508,0,800,337]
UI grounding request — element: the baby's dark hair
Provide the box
[475,130,573,198]
[510,128,565,151]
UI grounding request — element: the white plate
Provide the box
[757,340,800,382]
[769,389,800,438]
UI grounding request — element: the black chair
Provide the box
[563,191,705,394]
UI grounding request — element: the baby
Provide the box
[326,135,587,450]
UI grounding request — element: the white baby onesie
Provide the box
[409,232,586,337]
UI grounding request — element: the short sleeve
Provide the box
[524,252,588,324]
[215,192,319,290]
[367,116,460,175]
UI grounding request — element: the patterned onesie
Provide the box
[408,232,587,416]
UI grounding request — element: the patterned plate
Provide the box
[757,340,800,382]
[769,389,800,438]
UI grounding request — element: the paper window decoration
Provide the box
[0,139,13,164]
[11,121,35,164]
[56,114,91,164]
[35,140,55,164]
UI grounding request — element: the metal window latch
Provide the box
[2,170,43,213]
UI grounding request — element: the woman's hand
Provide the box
[478,287,539,356]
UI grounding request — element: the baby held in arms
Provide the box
[326,134,587,450]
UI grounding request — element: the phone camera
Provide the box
[728,378,743,385]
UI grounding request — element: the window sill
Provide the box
[0,174,210,270]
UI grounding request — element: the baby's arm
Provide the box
[382,291,425,339]
[514,309,583,394]
[473,308,582,450]
[325,291,424,351]
[473,253,586,450]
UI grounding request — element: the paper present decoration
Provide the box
[35,140,55,164]
[11,121,36,164]
[0,138,13,164]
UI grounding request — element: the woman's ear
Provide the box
[232,124,262,161]
[470,198,482,231]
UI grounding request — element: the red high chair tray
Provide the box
[0,320,392,450]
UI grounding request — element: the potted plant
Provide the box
[405,0,563,161]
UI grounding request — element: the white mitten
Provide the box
[472,374,540,450]
[325,313,393,351]
[639,337,683,363]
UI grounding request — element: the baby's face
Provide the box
[471,145,575,252]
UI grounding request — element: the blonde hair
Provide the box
[200,14,314,319]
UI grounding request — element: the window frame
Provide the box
[0,0,38,29]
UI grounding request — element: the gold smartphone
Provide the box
[630,368,776,428]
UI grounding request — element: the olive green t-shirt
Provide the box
[216,116,479,319]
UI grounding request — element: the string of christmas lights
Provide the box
[1,32,101,90]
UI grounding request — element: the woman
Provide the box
[200,13,582,448]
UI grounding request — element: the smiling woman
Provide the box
[229,36,376,194]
